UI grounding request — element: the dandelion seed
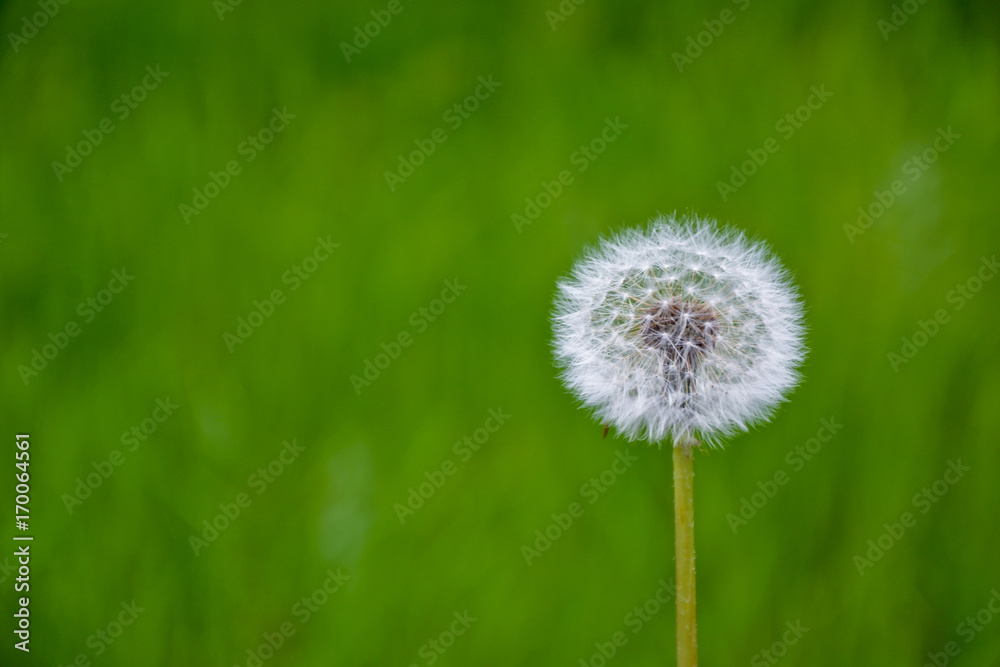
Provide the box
[552,213,806,446]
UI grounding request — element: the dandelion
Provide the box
[552,214,806,666]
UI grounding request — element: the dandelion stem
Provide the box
[673,437,698,667]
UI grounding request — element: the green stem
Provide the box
[673,437,698,667]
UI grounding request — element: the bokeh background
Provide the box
[2,0,999,665]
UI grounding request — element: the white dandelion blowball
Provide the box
[553,214,806,446]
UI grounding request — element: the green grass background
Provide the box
[2,0,999,665]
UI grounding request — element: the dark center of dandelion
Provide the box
[639,298,719,393]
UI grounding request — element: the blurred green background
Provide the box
[2,0,999,665]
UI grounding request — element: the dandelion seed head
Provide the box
[552,214,806,446]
